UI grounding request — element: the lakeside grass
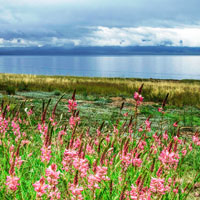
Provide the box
[2,91,200,131]
[1,73,200,107]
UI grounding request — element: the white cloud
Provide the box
[0,37,79,47]
[0,38,41,47]
[0,26,200,47]
[81,26,200,47]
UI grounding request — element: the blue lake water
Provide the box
[0,55,200,80]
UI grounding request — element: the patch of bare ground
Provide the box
[16,95,27,100]
[109,97,156,108]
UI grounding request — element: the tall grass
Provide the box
[0,73,200,106]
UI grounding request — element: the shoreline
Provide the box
[2,72,200,82]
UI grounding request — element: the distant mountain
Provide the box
[0,46,200,55]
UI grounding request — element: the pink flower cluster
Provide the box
[41,145,52,164]
[27,109,33,116]
[145,118,151,132]
[126,177,171,199]
[132,156,142,168]
[87,166,110,190]
[0,115,9,134]
[38,123,48,139]
[68,99,77,113]
[150,177,170,195]
[62,149,78,172]
[33,176,48,198]
[69,116,80,129]
[33,164,60,199]
[126,184,151,200]
[159,148,180,169]
[134,92,144,105]
[193,133,200,145]
[62,148,89,177]
[120,151,132,170]
[163,131,168,140]
[138,140,147,150]
[5,176,20,191]
[158,107,164,113]
[73,157,89,177]
[68,183,84,200]
[11,121,21,141]
[9,145,23,169]
[45,164,61,199]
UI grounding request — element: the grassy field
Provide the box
[0,73,200,199]
[1,73,200,106]
[0,88,200,199]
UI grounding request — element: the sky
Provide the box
[0,0,200,48]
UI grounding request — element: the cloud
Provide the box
[82,26,200,47]
[1,26,200,47]
[0,0,200,47]
[1,0,200,28]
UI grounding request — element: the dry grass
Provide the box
[1,73,200,106]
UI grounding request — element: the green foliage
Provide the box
[6,86,16,95]
[54,90,61,96]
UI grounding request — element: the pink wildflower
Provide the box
[128,184,151,200]
[138,127,143,132]
[5,176,20,191]
[45,163,60,186]
[69,183,84,200]
[120,152,132,170]
[192,134,200,145]
[62,149,78,172]
[123,112,128,117]
[114,126,119,135]
[49,186,61,200]
[86,144,95,155]
[28,153,33,157]
[45,164,61,199]
[41,145,52,164]
[174,136,182,144]
[173,122,178,127]
[69,116,80,129]
[33,176,48,197]
[73,158,89,177]
[159,148,180,169]
[145,118,151,132]
[68,99,77,113]
[106,134,110,143]
[134,92,144,105]
[163,131,168,140]
[27,109,33,116]
[150,177,166,195]
[182,148,187,156]
[132,157,142,167]
[138,140,147,150]
[173,188,178,194]
[87,166,109,190]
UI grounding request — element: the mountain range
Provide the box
[0,46,200,55]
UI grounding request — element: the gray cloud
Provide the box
[0,0,200,47]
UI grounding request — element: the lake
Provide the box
[0,55,200,80]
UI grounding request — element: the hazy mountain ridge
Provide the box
[0,46,200,55]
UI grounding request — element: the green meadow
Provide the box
[0,74,200,199]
